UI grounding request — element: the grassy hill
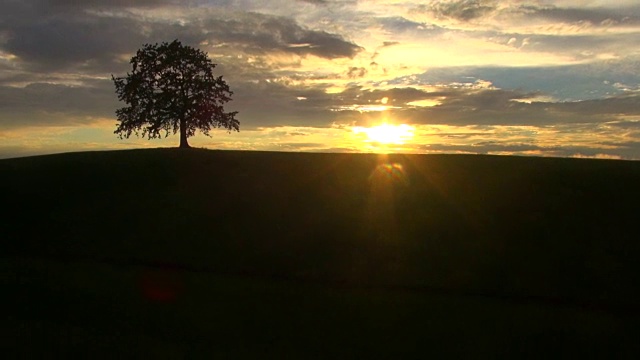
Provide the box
[3,149,640,357]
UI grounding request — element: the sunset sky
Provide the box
[1,0,639,159]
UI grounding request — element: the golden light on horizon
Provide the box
[353,123,415,145]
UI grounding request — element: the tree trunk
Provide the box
[179,117,190,148]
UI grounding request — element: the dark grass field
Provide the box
[2,149,640,357]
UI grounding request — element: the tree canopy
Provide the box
[112,40,239,148]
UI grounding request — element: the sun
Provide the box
[353,123,415,144]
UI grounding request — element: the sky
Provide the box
[1,0,640,159]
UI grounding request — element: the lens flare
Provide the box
[369,162,408,186]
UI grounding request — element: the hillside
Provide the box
[3,149,640,357]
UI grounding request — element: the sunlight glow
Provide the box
[353,124,415,144]
[407,99,444,107]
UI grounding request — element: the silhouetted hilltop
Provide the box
[5,149,640,357]
[3,149,639,308]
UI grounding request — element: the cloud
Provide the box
[45,0,177,8]
[323,85,640,127]
[405,92,640,127]
[218,80,336,129]
[198,12,362,59]
[229,80,640,129]
[409,60,640,101]
[607,120,640,130]
[2,63,638,134]
[415,0,497,22]
[406,1,640,39]
[347,67,367,78]
[53,0,169,5]
[2,16,150,72]
[376,16,434,33]
[0,81,118,128]
[0,4,361,73]
[519,4,640,26]
[514,32,639,62]
[0,76,336,130]
[296,0,328,4]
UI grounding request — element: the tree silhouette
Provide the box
[112,40,239,148]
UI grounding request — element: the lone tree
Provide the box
[112,40,239,148]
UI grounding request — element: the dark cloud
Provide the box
[607,120,640,130]
[520,5,640,26]
[2,73,638,133]
[228,83,446,129]
[224,80,339,129]
[0,1,191,72]
[347,67,367,78]
[323,86,640,127]
[377,16,430,32]
[0,4,361,73]
[45,0,175,8]
[0,76,334,130]
[0,81,118,127]
[296,0,328,4]
[2,0,177,19]
[595,141,640,160]
[411,1,640,28]
[199,12,362,59]
[517,33,639,63]
[395,91,640,126]
[553,94,640,116]
[416,0,496,21]
[441,88,530,109]
[410,61,640,101]
[2,16,149,72]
